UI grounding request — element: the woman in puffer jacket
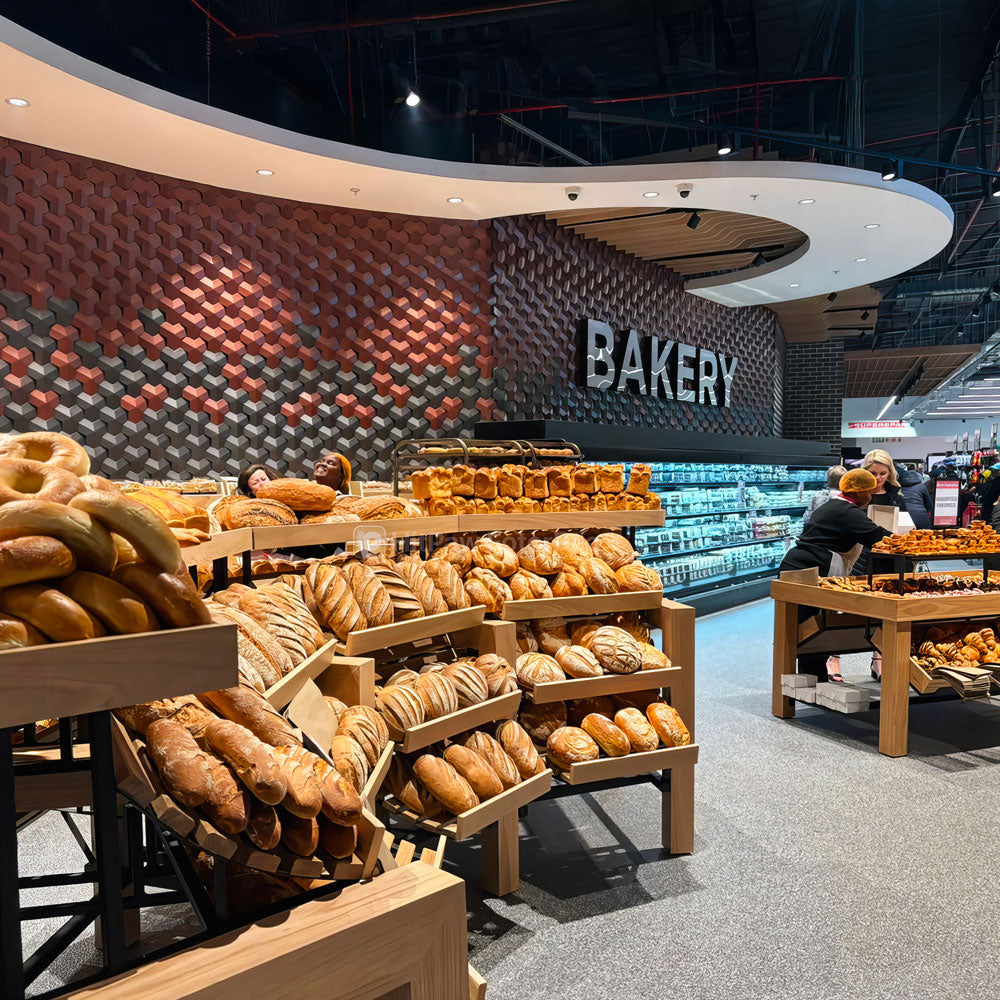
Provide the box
[897,465,932,529]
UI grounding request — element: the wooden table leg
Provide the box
[879,620,911,757]
[772,599,797,719]
[661,761,694,854]
[480,811,519,896]
[662,600,696,740]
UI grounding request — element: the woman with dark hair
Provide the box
[237,464,276,497]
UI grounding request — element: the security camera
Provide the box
[677,183,693,199]
[565,186,581,202]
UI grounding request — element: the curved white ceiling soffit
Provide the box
[0,17,954,308]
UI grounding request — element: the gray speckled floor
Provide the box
[18,598,1000,998]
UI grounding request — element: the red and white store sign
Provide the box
[844,419,915,437]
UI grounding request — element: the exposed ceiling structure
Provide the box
[844,345,978,398]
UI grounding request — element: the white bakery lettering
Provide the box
[581,318,737,408]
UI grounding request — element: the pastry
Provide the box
[555,644,603,678]
[591,626,643,674]
[591,533,636,571]
[509,569,553,600]
[578,557,620,594]
[517,539,564,576]
[412,754,478,814]
[613,707,660,752]
[471,539,519,578]
[646,702,690,747]
[546,726,599,769]
[580,714,631,757]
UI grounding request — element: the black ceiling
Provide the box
[4,0,1000,375]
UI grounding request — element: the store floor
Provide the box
[18,598,1000,999]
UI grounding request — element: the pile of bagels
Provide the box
[0,431,209,648]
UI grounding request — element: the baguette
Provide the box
[58,570,159,634]
[283,745,362,826]
[144,718,216,808]
[280,810,319,856]
[318,816,358,858]
[111,562,211,627]
[115,695,216,739]
[201,754,250,835]
[272,745,323,819]
[199,685,301,748]
[246,799,282,851]
[202,719,288,805]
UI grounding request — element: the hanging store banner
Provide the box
[579,318,738,408]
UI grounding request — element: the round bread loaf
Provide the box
[0,583,98,641]
[423,559,472,611]
[59,570,159,634]
[471,539,519,578]
[443,745,503,800]
[614,707,660,752]
[551,568,587,596]
[385,668,419,687]
[532,616,570,655]
[324,695,349,721]
[509,568,553,601]
[441,662,489,707]
[578,557,620,594]
[555,644,603,678]
[640,643,671,670]
[257,478,336,512]
[580,713,631,756]
[429,542,473,575]
[111,562,212,627]
[224,498,298,529]
[0,612,47,650]
[591,626,642,674]
[414,671,459,719]
[515,652,565,688]
[616,562,663,592]
[567,695,617,727]
[473,654,517,697]
[518,701,567,744]
[517,539,564,575]
[546,726,599,769]
[570,622,599,649]
[464,567,513,614]
[0,432,90,475]
[377,684,426,730]
[612,611,651,645]
[591,532,636,571]
[495,719,543,778]
[412,755,479,815]
[0,535,75,587]
[418,660,447,674]
[0,458,84,507]
[465,731,521,789]
[339,705,389,752]
[646,702,691,747]
[550,532,593,566]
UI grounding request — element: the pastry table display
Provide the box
[771,566,1000,757]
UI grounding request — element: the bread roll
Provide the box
[257,478,336,512]
[614,707,660,752]
[443,745,503,800]
[471,539,519,578]
[394,558,449,616]
[509,569,553,601]
[580,713,630,756]
[517,539,564,576]
[546,726,599,769]
[415,671,459,719]
[551,568,587,597]
[555,644,603,678]
[423,559,472,610]
[0,535,75,587]
[464,732,521,789]
[0,583,97,641]
[646,702,690,747]
[495,719,544,778]
[567,695,617,727]
[578,557,619,594]
[412,755,478,815]
[112,563,211,628]
[591,626,643,674]
[473,653,517,697]
[532,617,570,655]
[441,662,489,707]
[640,643,671,670]
[0,612,47,650]
[0,499,116,574]
[591,532,636,571]
[616,562,663,592]
[59,570,159,634]
[519,700,567,744]
[515,652,565,688]
[429,542,473,575]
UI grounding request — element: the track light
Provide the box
[686,211,701,230]
[881,161,899,181]
[958,326,965,339]
[827,292,838,302]
[717,134,733,156]
[405,90,421,107]
[992,177,1000,198]
[974,302,983,318]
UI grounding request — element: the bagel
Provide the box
[69,491,182,574]
[0,535,76,587]
[0,583,100,641]
[0,432,90,475]
[0,500,116,574]
[58,571,160,635]
[80,474,119,492]
[0,458,84,506]
[0,613,47,649]
[112,562,211,627]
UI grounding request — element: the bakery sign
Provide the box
[579,318,738,407]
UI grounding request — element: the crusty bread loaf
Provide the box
[471,539,519,578]
[578,557,620,595]
[597,465,625,493]
[271,745,323,819]
[495,719,544,778]
[339,706,389,753]
[546,726,600,769]
[280,810,319,856]
[384,668,419,688]
[237,584,323,666]
[516,622,538,653]
[626,463,651,495]
[555,644,603,678]
[567,695,617,727]
[336,714,382,768]
[591,532,636,571]
[257,478,336,512]
[640,643,671,670]
[473,467,500,500]
[580,713,630,757]
[517,539,564,576]
[0,535,75,588]
[246,799,282,850]
[203,719,287,805]
[0,583,98,641]
[342,561,394,627]
[59,570,159,634]
[330,734,369,791]
[393,557,449,616]
[199,685,301,748]
[283,745,362,825]
[145,718,217,808]
[412,755,478,815]
[222,498,297,529]
[366,563,424,622]
[464,566,512,614]
[319,817,358,858]
[112,562,211,628]
[591,626,642,674]
[429,542,473,575]
[423,559,472,610]
[473,653,517,697]
[464,732,521,789]
[443,745,503,799]
[646,702,690,747]
[206,602,291,683]
[0,612,47,650]
[415,671,459,719]
[550,533,593,566]
[616,562,662,592]
[532,617,570,655]
[570,622,599,649]
[116,695,216,739]
[614,707,660,752]
[509,568,553,601]
[441,662,489,707]
[518,701,567,744]
[304,562,366,638]
[385,757,440,816]
[0,498,116,574]
[515,652,565,688]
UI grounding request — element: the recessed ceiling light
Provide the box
[798,198,815,205]
[256,168,274,176]
[855,257,867,262]
[447,196,463,204]
[789,283,800,288]
[5,97,29,108]
[642,191,659,199]
[864,223,880,229]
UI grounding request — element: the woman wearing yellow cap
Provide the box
[779,469,892,681]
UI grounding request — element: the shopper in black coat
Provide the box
[897,466,932,529]
[851,449,905,577]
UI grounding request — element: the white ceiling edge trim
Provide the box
[0,16,954,307]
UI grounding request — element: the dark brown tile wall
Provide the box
[782,341,845,446]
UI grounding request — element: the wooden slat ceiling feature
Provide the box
[843,345,979,398]
[543,206,806,276]
[770,285,882,343]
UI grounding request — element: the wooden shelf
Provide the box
[386,690,522,753]
[0,623,239,729]
[527,665,680,704]
[252,516,459,549]
[499,589,663,620]
[383,768,551,841]
[180,528,254,566]
[549,742,698,784]
[456,510,664,531]
[337,606,486,656]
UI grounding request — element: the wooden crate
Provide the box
[265,641,374,711]
[0,624,239,729]
[908,658,951,694]
[548,742,698,785]
[252,516,460,550]
[526,666,680,705]
[339,606,486,656]
[499,590,663,621]
[386,690,522,753]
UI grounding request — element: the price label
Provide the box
[933,481,960,527]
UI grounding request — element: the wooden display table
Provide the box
[771,567,1000,757]
[65,863,469,1000]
